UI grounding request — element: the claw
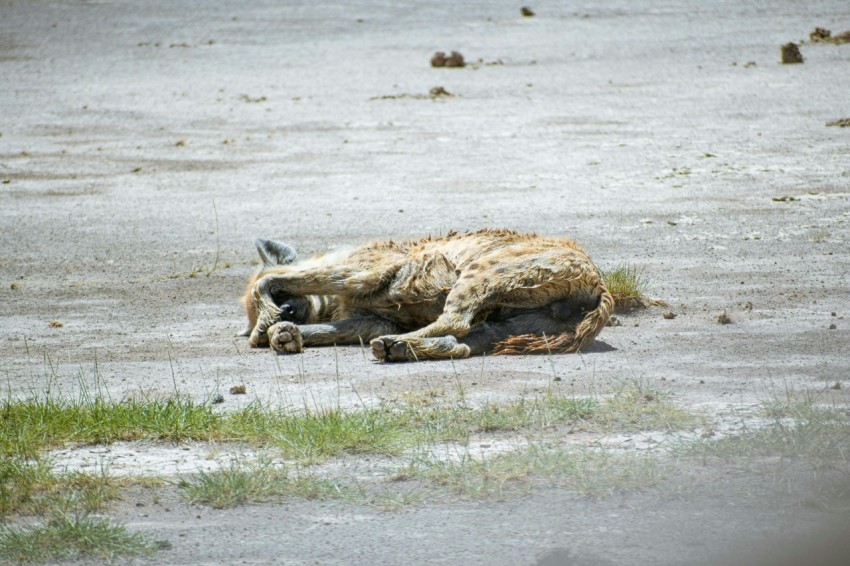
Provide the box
[371,336,411,362]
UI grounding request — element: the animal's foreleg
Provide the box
[269,315,402,354]
[249,266,396,347]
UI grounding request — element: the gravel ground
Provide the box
[1,1,849,564]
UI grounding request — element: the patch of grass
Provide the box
[1,396,220,459]
[0,458,121,519]
[678,401,850,467]
[602,263,662,310]
[598,379,696,432]
[1,395,407,463]
[1,379,701,513]
[0,458,54,518]
[808,229,829,243]
[261,406,404,462]
[179,459,289,508]
[399,393,597,444]
[0,514,168,563]
[3,381,690,465]
[179,459,357,508]
[396,445,670,499]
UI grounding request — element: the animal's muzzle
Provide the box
[279,303,296,320]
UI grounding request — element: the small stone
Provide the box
[48,320,64,328]
[229,384,247,395]
[828,323,837,330]
[430,51,446,67]
[212,394,225,404]
[429,86,451,97]
[781,42,803,64]
[520,6,535,17]
[717,311,732,324]
[831,382,842,390]
[606,315,622,327]
[444,51,465,67]
[826,118,850,128]
[662,310,676,319]
[810,28,831,42]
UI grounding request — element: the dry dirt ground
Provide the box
[1,0,850,564]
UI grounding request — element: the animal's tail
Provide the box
[491,282,614,355]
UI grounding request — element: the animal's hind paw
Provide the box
[269,321,303,354]
[370,336,413,362]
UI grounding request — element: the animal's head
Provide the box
[239,239,313,337]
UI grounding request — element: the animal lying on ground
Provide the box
[240,229,613,362]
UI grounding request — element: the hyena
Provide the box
[240,229,613,362]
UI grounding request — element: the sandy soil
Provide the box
[1,0,849,564]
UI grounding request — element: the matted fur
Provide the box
[241,229,613,362]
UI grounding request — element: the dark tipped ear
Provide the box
[255,238,297,267]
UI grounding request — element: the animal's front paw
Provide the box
[248,308,281,348]
[248,327,269,348]
[370,336,413,362]
[269,321,303,354]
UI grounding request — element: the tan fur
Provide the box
[242,229,613,362]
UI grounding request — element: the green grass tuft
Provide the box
[396,445,670,499]
[1,393,604,463]
[263,407,404,462]
[1,396,219,459]
[0,514,168,563]
[602,263,656,310]
[179,459,357,508]
[1,458,120,519]
[599,379,696,432]
[679,401,850,466]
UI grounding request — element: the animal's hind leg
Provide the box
[371,248,605,361]
[372,249,600,353]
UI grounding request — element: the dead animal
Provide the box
[240,230,613,362]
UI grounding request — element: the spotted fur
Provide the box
[241,230,613,362]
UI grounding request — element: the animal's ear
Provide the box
[255,238,297,267]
